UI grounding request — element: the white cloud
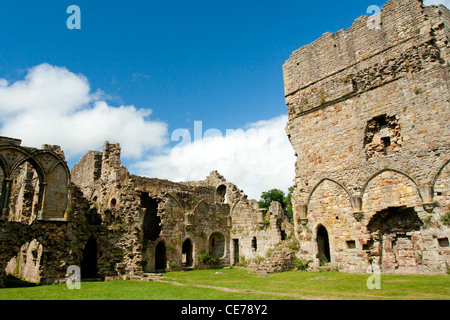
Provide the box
[0,63,91,116]
[0,63,296,200]
[132,115,296,200]
[0,63,169,159]
[423,0,450,8]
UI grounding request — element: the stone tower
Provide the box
[284,0,449,274]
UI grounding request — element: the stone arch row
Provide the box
[294,159,450,220]
[0,145,71,221]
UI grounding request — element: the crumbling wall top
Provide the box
[282,0,447,98]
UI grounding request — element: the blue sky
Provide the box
[8,0,440,199]
[1,0,385,128]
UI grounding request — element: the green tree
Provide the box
[284,186,294,222]
[258,189,286,210]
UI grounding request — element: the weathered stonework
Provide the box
[0,138,293,286]
[1,0,447,288]
[284,0,450,274]
[69,142,294,276]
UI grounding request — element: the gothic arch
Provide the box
[163,193,185,215]
[0,145,70,220]
[361,168,419,197]
[432,159,450,217]
[432,159,450,190]
[361,169,422,215]
[10,156,45,185]
[193,199,208,215]
[0,145,30,177]
[35,150,71,187]
[230,198,242,215]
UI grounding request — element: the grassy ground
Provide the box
[0,278,291,300]
[0,268,448,300]
[165,268,450,300]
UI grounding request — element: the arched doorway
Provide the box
[317,226,331,264]
[182,239,193,267]
[155,241,166,271]
[81,236,98,279]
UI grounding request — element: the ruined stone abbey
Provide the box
[0,0,449,286]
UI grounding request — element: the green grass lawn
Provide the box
[165,268,450,300]
[0,268,448,300]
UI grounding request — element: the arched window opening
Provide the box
[8,161,41,224]
[216,185,227,203]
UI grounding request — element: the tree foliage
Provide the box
[258,187,294,222]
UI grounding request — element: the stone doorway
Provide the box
[155,241,166,271]
[317,226,331,264]
[182,239,193,267]
[81,236,98,279]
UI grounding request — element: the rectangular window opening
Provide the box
[346,240,356,249]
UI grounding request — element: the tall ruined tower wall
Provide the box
[284,0,450,274]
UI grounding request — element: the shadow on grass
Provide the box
[4,276,39,288]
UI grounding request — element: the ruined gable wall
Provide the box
[71,150,102,193]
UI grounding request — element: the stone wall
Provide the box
[1,136,252,287]
[191,171,294,268]
[70,143,291,276]
[0,183,95,286]
[284,0,450,274]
